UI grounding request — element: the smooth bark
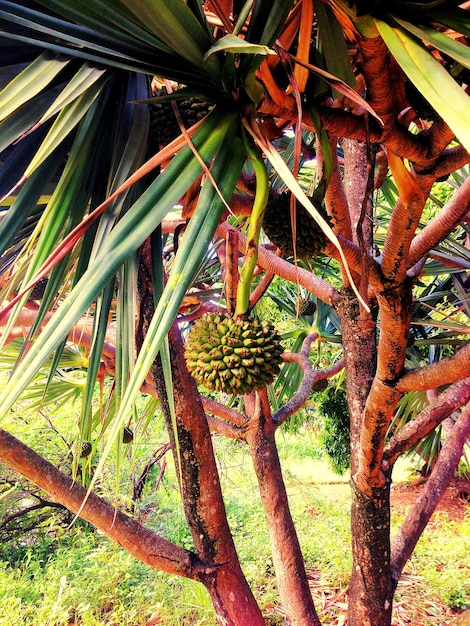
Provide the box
[384,377,470,466]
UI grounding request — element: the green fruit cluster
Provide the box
[262,191,331,259]
[149,96,211,149]
[71,440,92,459]
[185,313,284,395]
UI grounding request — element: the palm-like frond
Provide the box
[0,0,469,464]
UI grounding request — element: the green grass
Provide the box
[401,515,470,612]
[1,402,469,624]
[0,538,213,625]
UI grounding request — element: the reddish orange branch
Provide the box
[381,152,426,283]
[0,429,202,579]
[397,342,470,392]
[408,174,470,268]
[217,221,339,305]
[384,377,470,467]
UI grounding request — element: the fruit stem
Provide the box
[235,135,269,317]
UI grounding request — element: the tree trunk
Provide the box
[160,324,265,626]
[342,137,374,249]
[335,289,377,475]
[336,289,395,626]
[349,479,393,626]
[137,248,265,626]
[244,391,321,626]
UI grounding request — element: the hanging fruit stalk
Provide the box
[185,136,284,395]
[235,136,270,318]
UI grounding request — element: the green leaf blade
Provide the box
[0,109,235,417]
[394,17,470,71]
[0,51,69,122]
[203,33,274,61]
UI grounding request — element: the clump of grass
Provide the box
[405,515,470,613]
[0,530,215,625]
[456,460,470,481]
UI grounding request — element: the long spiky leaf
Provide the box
[1,115,208,316]
[0,51,69,122]
[376,18,470,153]
[71,112,246,519]
[24,74,109,179]
[0,108,235,415]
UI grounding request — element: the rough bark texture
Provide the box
[244,392,321,626]
[136,247,265,626]
[336,289,395,626]
[354,282,410,494]
[335,289,377,475]
[344,284,410,625]
[349,479,393,626]
[342,138,373,248]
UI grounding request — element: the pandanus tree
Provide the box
[1,1,470,625]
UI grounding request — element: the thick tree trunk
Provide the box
[336,289,396,626]
[244,392,321,626]
[342,138,374,249]
[349,479,393,626]
[137,249,265,626]
[159,324,265,626]
[336,290,377,475]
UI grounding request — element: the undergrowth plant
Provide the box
[1,420,469,625]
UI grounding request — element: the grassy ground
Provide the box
[0,422,469,625]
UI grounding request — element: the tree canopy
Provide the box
[1,2,470,625]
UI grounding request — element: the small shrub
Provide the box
[316,387,350,475]
[456,460,470,481]
[448,589,470,611]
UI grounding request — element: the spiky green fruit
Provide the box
[122,427,134,444]
[149,95,211,149]
[185,313,283,395]
[262,192,332,259]
[71,440,92,459]
[298,298,316,316]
